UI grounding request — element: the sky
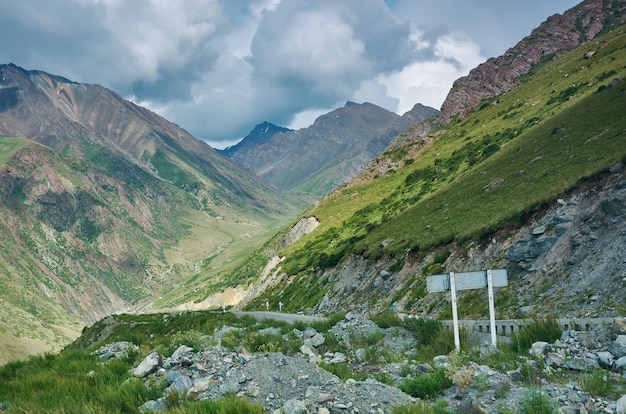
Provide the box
[0,0,581,149]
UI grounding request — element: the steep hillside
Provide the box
[236,22,626,319]
[222,102,437,199]
[0,65,299,363]
[438,0,626,126]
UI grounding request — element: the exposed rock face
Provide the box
[309,163,626,320]
[438,0,626,125]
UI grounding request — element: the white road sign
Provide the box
[426,269,507,293]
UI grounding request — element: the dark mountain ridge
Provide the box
[218,121,292,158]
[222,101,437,198]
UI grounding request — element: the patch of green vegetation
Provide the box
[399,367,452,399]
[509,316,562,354]
[0,136,32,165]
[518,390,557,414]
[0,347,265,413]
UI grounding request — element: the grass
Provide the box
[509,316,562,354]
[0,136,33,165]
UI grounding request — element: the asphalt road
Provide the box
[234,311,326,325]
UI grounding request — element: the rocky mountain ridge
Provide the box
[222,102,438,198]
[438,0,626,126]
[218,122,293,158]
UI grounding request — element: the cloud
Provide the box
[0,0,581,147]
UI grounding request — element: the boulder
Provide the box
[132,352,161,377]
[167,375,193,396]
[139,398,167,413]
[614,356,626,372]
[613,318,626,335]
[617,394,626,414]
[505,236,557,262]
[282,398,307,414]
[530,341,551,358]
[609,335,626,358]
[564,356,599,372]
[304,332,326,348]
[596,351,614,369]
[544,352,565,368]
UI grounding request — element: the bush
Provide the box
[402,318,442,346]
[580,368,613,397]
[399,368,452,399]
[518,390,556,414]
[510,316,562,354]
[371,312,403,328]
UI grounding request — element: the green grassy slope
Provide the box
[243,24,626,311]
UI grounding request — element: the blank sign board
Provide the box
[426,269,507,293]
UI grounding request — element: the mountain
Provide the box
[0,64,299,363]
[438,0,626,126]
[218,122,292,158]
[221,102,438,199]
[230,3,626,320]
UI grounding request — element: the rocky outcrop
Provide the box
[93,313,626,413]
[306,162,626,320]
[438,0,626,125]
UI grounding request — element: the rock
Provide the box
[167,375,193,396]
[414,363,434,374]
[613,318,626,335]
[246,383,261,397]
[133,352,161,377]
[170,345,193,362]
[610,335,626,358]
[304,333,325,348]
[544,352,565,368]
[614,356,626,372]
[433,355,449,368]
[327,352,347,364]
[354,348,367,363]
[282,398,307,414]
[93,341,139,360]
[596,351,614,369]
[564,356,599,372]
[530,341,551,358]
[139,398,167,413]
[317,408,331,414]
[505,236,558,263]
[617,394,626,414]
[532,225,546,235]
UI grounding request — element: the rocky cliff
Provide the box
[437,0,626,126]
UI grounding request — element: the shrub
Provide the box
[399,368,452,399]
[518,390,556,414]
[392,401,435,414]
[580,368,613,397]
[402,318,442,346]
[371,312,403,328]
[509,316,562,354]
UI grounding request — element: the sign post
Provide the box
[426,269,508,352]
[449,272,460,352]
